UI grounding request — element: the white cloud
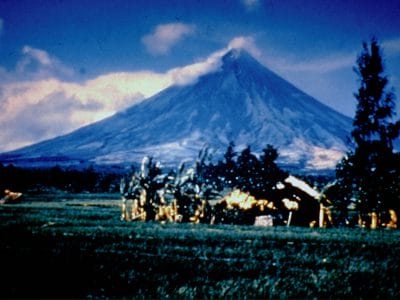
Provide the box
[75,71,172,105]
[0,44,177,151]
[22,46,52,65]
[383,38,400,56]
[16,45,74,78]
[0,92,93,150]
[142,22,195,55]
[241,0,260,11]
[0,72,173,151]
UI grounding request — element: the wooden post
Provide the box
[319,203,324,228]
[287,211,293,227]
[371,212,378,229]
[387,209,398,229]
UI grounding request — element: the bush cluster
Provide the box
[0,164,123,193]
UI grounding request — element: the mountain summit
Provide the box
[0,49,352,171]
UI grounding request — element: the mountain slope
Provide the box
[0,49,352,171]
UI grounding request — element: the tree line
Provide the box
[0,164,123,193]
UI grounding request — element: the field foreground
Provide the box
[0,193,399,299]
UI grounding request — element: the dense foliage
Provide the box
[180,143,289,200]
[217,143,289,199]
[335,38,400,218]
[0,164,123,193]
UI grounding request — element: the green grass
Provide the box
[0,193,399,298]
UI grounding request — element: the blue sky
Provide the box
[1,0,400,151]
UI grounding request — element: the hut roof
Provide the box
[284,176,320,199]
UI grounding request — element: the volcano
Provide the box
[0,49,352,171]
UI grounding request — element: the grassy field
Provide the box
[0,193,399,299]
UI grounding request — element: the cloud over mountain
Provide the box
[0,49,352,172]
[0,36,260,152]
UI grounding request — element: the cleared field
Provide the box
[0,193,399,299]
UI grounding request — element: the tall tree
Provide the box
[259,145,288,194]
[221,141,237,187]
[336,38,400,218]
[236,146,261,193]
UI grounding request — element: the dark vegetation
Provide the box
[335,38,400,219]
[0,145,331,195]
[0,195,399,299]
[0,164,123,193]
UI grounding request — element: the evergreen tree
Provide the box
[236,146,260,193]
[336,38,400,217]
[259,145,288,195]
[221,141,237,187]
